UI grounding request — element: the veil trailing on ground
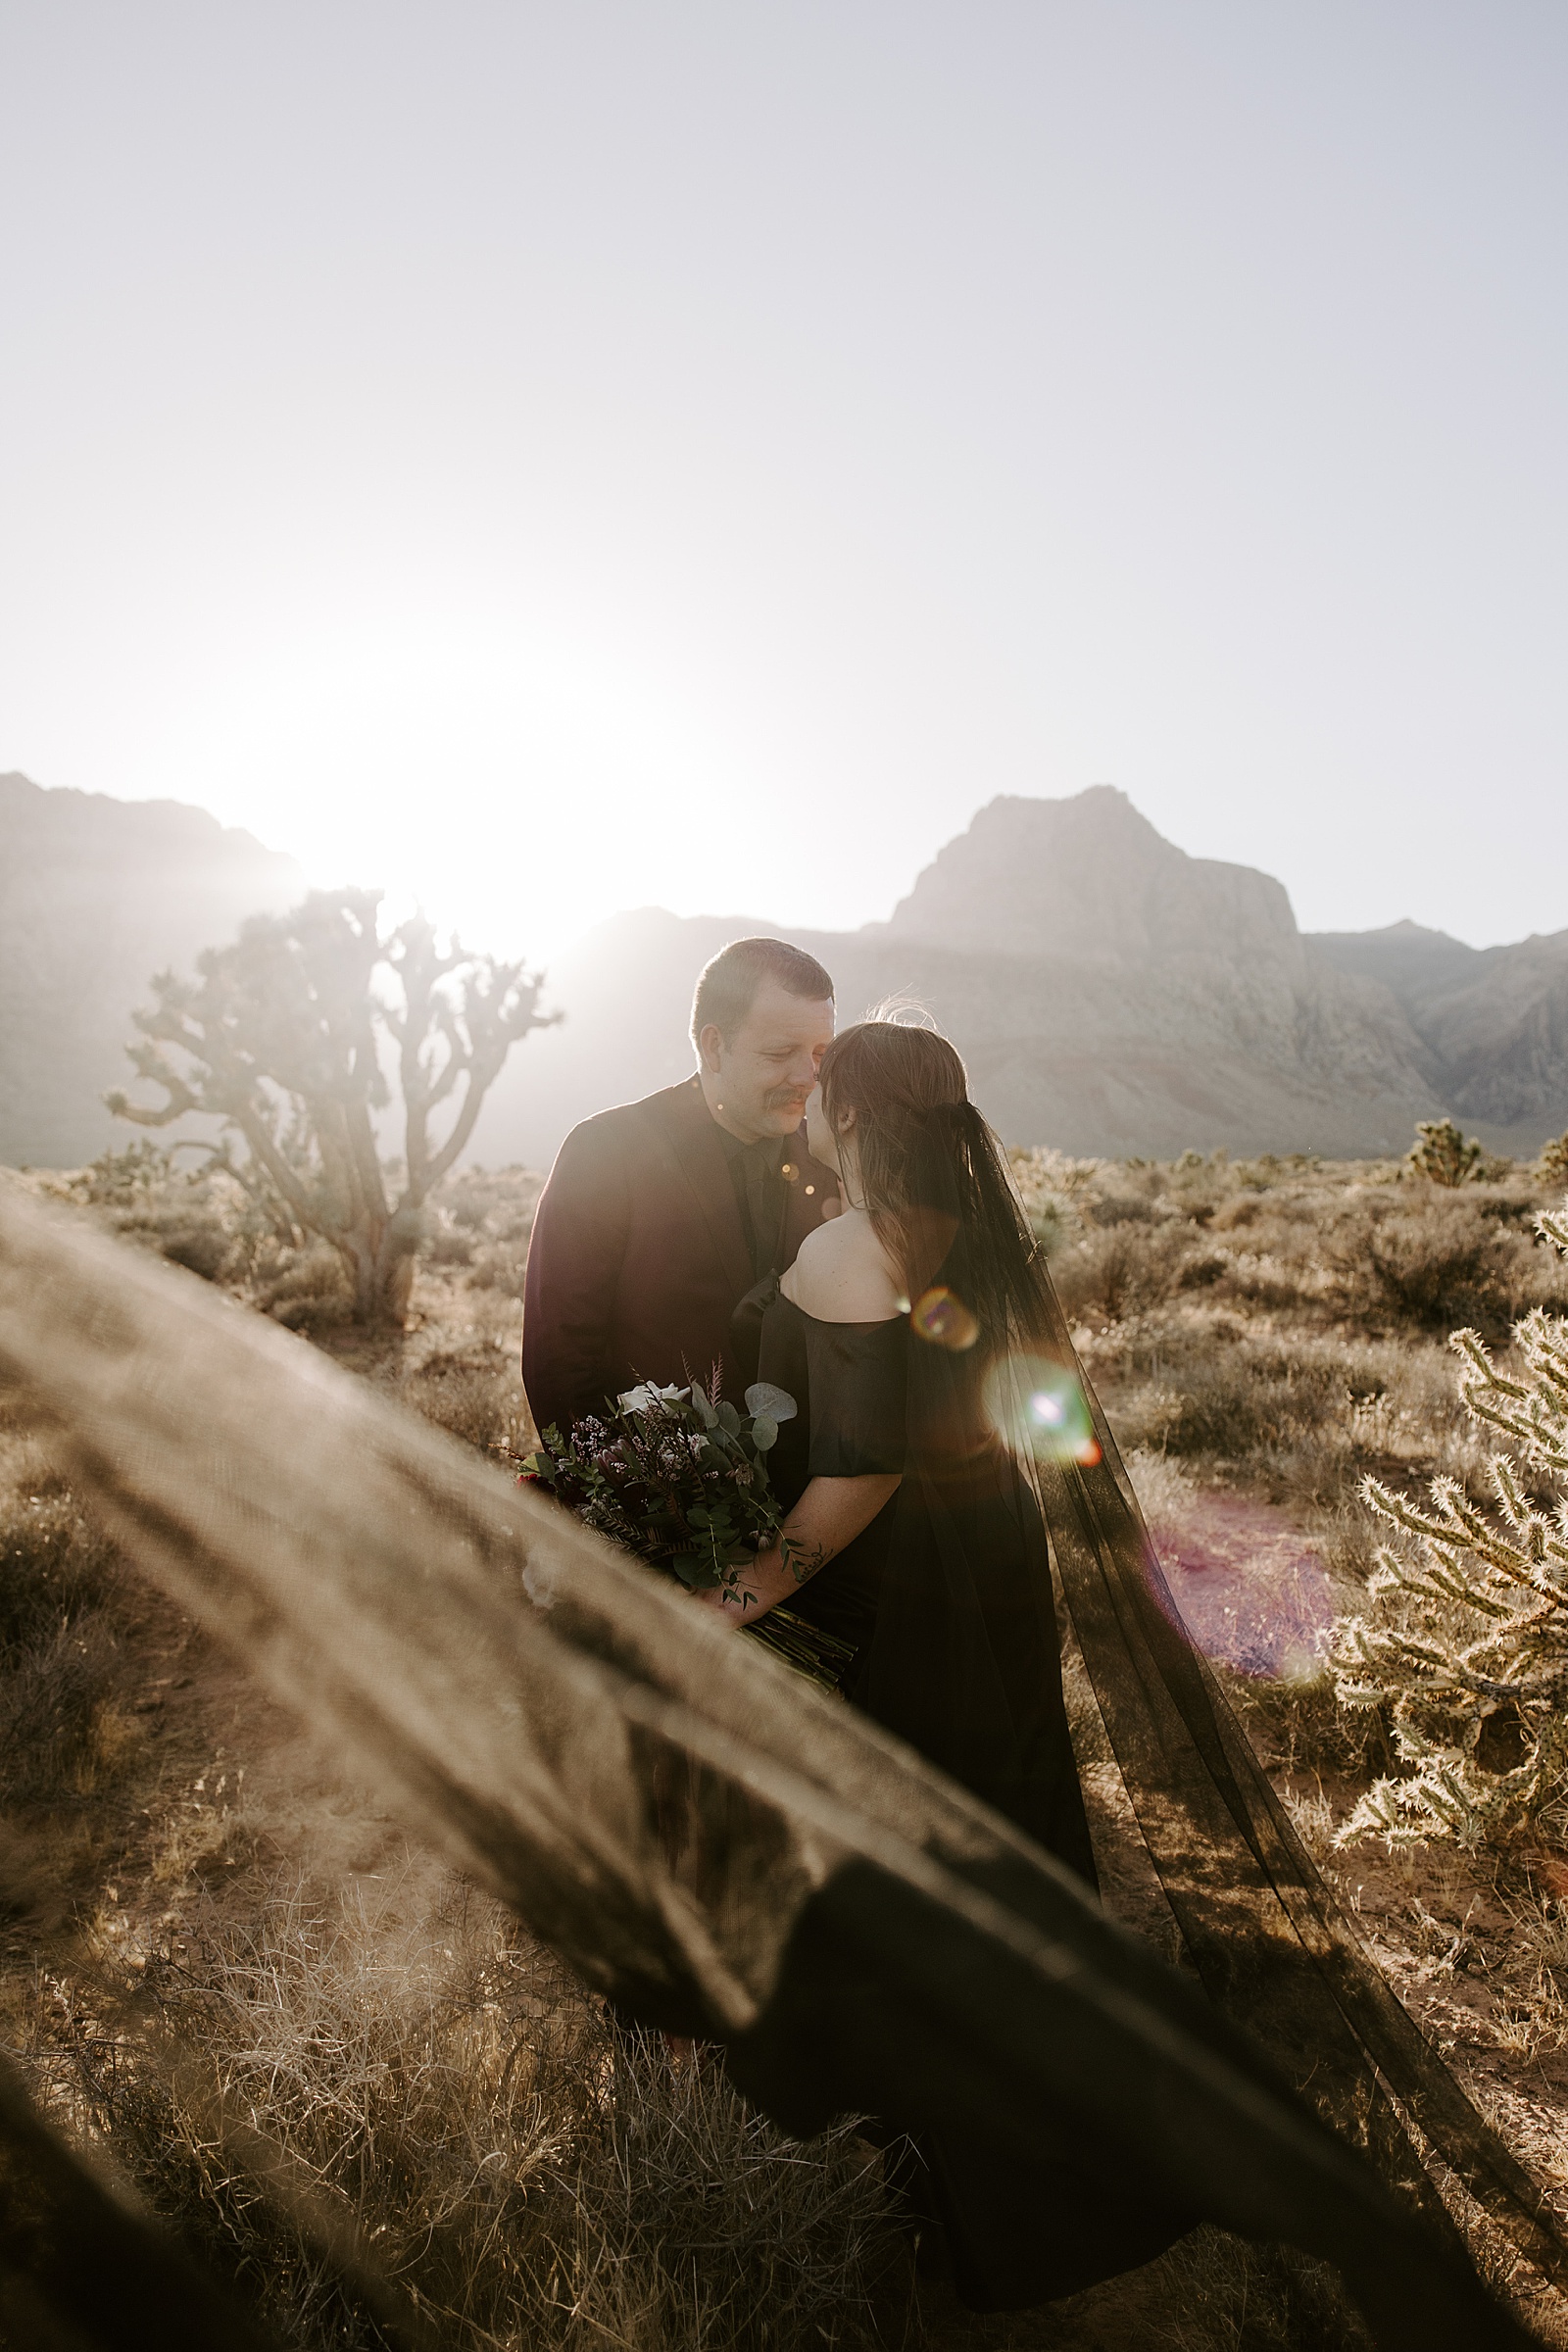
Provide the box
[882,1094,1568,2289]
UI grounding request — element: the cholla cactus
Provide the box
[1538,1131,1568,1189]
[1405,1117,1483,1188]
[1333,1202,1568,1847]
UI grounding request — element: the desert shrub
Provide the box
[253,1242,356,1330]
[69,1138,177,1205]
[1135,1345,1342,1464]
[1053,1226,1147,1319]
[104,1195,243,1282]
[401,1349,512,1452]
[1007,1147,1102,1254]
[1539,1132,1568,1189]
[1087,1192,1157,1228]
[1050,1222,1186,1320]
[439,1166,542,1239]
[422,1166,542,1298]
[1210,1194,1262,1234]
[1299,1184,1557,1340]
[0,1485,131,1803]
[465,1241,530,1295]
[1364,1197,1547,1339]
[421,1217,476,1266]
[1231,1152,1323,1193]
[1332,1202,1568,1849]
[51,1143,255,1288]
[81,1871,900,2352]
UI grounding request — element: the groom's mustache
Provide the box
[765,1082,809,1110]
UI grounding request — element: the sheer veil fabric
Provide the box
[890,1100,1568,2288]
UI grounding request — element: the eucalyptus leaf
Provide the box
[751,1415,778,1451]
[745,1383,798,1424]
[717,1401,742,1435]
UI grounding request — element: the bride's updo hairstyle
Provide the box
[816,1016,1054,1353]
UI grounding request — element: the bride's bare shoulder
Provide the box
[783,1213,904,1323]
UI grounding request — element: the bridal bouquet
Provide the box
[521,1379,855,1692]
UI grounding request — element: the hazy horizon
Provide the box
[11,764,1553,965]
[4,3,1565,959]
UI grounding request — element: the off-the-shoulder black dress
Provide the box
[754,1284,1183,2305]
[757,1283,1095,1884]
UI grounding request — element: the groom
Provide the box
[522,937,840,1439]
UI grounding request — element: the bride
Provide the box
[697,1013,1098,1885]
[688,1017,1194,2306]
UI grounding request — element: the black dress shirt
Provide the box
[717,1124,789,1281]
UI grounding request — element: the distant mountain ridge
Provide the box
[470,788,1566,1167]
[0,772,304,1165]
[1,775,1562,1169]
[1310,917,1568,1135]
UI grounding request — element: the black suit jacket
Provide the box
[522,1076,839,1437]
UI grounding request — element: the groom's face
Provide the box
[700,982,835,1142]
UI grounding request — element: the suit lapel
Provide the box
[644,1078,755,1307]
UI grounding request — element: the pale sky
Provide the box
[3,2,1565,960]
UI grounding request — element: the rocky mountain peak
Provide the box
[882,786,1301,969]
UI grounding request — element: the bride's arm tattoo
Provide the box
[783,1534,829,1587]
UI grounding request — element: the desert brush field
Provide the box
[5,1137,1568,2351]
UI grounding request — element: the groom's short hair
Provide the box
[690,937,835,1046]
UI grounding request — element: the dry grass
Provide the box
[0,1420,141,1810]
[10,1147,1568,2346]
[36,1860,905,2352]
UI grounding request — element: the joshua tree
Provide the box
[1539,1131,1568,1189]
[1404,1117,1484,1188]
[108,890,554,1325]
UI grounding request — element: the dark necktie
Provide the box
[740,1141,782,1278]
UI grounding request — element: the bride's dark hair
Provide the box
[816,1018,1052,1349]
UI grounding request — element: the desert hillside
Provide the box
[0,773,304,1166]
[1314,915,1568,1135]
[474,788,1566,1167]
[3,776,1563,1171]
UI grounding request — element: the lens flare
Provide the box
[986,1356,1101,1464]
[909,1285,980,1351]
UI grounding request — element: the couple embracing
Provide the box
[522,935,1096,1885]
[522,940,1153,2308]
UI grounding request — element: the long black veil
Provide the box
[874,1095,1567,2288]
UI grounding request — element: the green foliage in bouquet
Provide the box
[1332,1200,1568,1849]
[523,1379,855,1691]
